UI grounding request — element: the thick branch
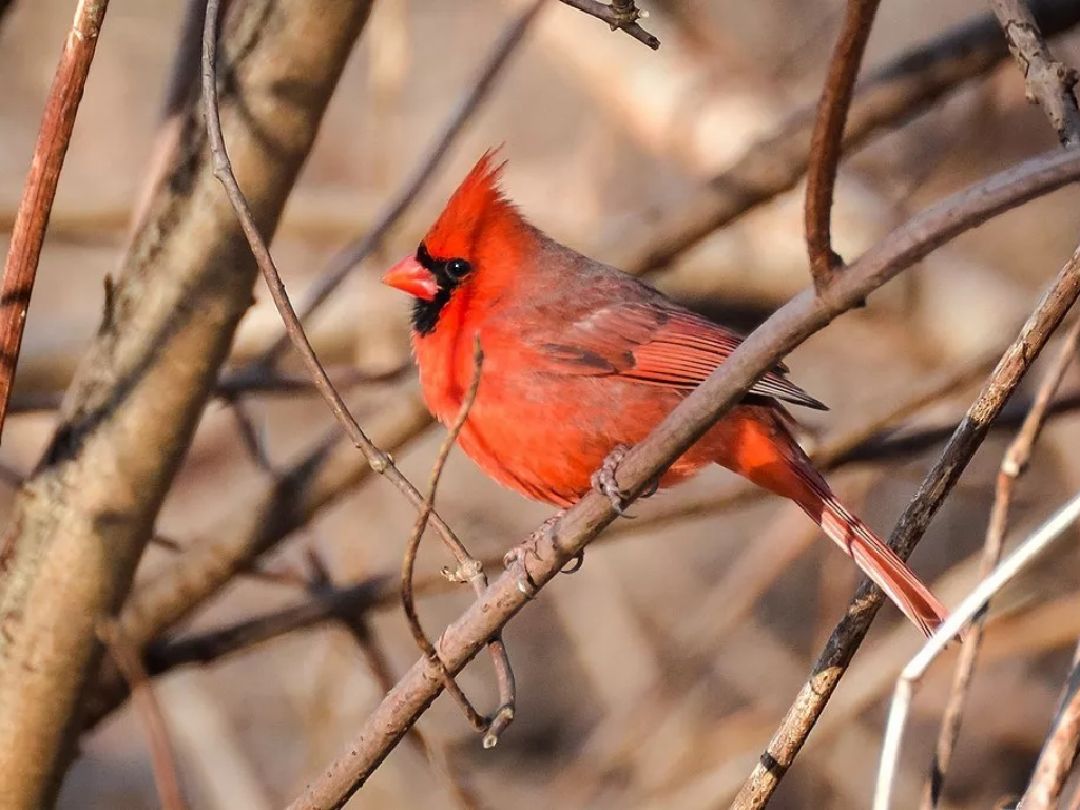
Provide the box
[805,0,881,290]
[614,0,1080,276]
[284,147,1080,810]
[991,0,1080,147]
[0,3,374,807]
[0,0,110,435]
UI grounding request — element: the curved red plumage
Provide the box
[385,152,948,637]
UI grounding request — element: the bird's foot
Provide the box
[441,557,484,585]
[593,444,634,515]
[503,512,561,597]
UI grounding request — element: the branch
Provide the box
[0,3,374,806]
[254,0,544,367]
[1025,652,1080,809]
[98,620,188,810]
[922,317,1080,809]
[0,0,110,436]
[283,146,1080,810]
[613,0,1080,276]
[805,0,881,290]
[733,239,1080,809]
[991,0,1080,147]
[875,487,1080,810]
[557,0,659,50]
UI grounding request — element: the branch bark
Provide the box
[0,0,110,436]
[991,0,1080,147]
[805,0,881,290]
[613,0,1080,276]
[0,2,374,807]
[284,147,1080,810]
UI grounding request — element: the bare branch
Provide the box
[0,0,110,436]
[283,146,1080,810]
[614,0,1080,276]
[1025,652,1080,809]
[805,0,881,290]
[733,235,1080,809]
[98,620,188,810]
[923,318,1080,809]
[557,0,659,50]
[991,0,1080,147]
[876,487,1080,810]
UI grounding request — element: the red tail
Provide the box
[718,410,949,637]
[816,495,947,636]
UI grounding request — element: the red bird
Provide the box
[382,151,948,636]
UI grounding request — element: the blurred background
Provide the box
[3,0,1080,807]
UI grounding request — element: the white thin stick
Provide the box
[874,488,1080,810]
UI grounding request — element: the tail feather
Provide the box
[819,497,948,637]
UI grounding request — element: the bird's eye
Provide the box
[446,258,471,279]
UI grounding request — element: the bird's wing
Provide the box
[529,302,827,410]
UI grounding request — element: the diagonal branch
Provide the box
[0,0,111,436]
[922,317,1080,809]
[614,0,1080,276]
[733,239,1080,809]
[991,0,1080,147]
[805,0,881,291]
[557,0,659,50]
[283,146,1080,810]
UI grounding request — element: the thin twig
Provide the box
[254,0,545,367]
[615,0,1080,276]
[875,488,1080,810]
[732,238,1080,810]
[0,0,110,436]
[1024,647,1080,809]
[805,0,881,291]
[202,0,514,744]
[284,145,1080,810]
[306,553,482,810]
[556,0,659,50]
[922,318,1080,809]
[400,341,492,736]
[98,620,188,810]
[991,0,1080,147]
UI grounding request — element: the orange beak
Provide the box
[382,255,438,302]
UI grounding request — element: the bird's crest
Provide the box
[423,148,525,261]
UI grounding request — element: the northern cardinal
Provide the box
[382,151,948,636]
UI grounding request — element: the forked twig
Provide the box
[805,0,881,290]
[875,488,1080,810]
[201,0,514,744]
[1024,645,1080,808]
[0,0,111,436]
[99,620,188,810]
[922,317,1080,808]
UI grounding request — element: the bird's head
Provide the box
[382,149,532,335]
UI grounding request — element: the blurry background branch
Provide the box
[0,0,110,434]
